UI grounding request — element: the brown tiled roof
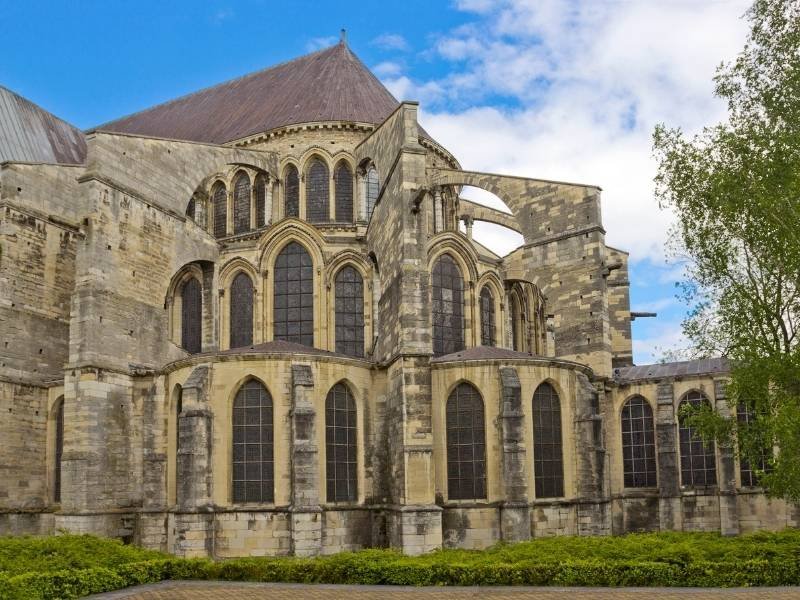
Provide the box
[0,86,86,164]
[94,42,402,145]
[431,346,537,363]
[614,357,729,382]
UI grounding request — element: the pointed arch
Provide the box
[233,171,251,234]
[621,395,657,487]
[678,390,717,487]
[325,382,358,502]
[365,165,379,220]
[232,378,274,503]
[334,160,354,222]
[306,157,330,223]
[284,164,300,218]
[446,381,486,500]
[479,285,496,347]
[532,381,564,498]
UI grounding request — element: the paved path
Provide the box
[88,581,800,599]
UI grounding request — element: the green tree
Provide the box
[653,0,800,500]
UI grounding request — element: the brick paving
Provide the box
[88,581,800,599]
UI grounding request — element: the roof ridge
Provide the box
[90,43,342,134]
[0,85,82,132]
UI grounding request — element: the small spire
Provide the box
[340,29,347,45]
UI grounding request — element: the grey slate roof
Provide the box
[94,42,402,145]
[614,357,729,382]
[0,86,86,164]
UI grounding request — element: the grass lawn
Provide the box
[1,530,799,598]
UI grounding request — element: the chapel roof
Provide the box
[94,41,403,145]
[0,85,86,165]
[614,357,729,382]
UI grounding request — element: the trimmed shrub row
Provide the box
[2,556,799,599]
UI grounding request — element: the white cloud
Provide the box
[372,33,410,51]
[402,0,750,262]
[632,321,691,365]
[373,61,404,78]
[305,36,338,52]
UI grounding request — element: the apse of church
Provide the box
[1,39,796,558]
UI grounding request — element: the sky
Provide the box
[0,0,752,364]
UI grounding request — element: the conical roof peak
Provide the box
[95,42,400,145]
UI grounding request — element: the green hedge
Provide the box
[2,532,800,599]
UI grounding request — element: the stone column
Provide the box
[265,179,274,224]
[289,364,322,556]
[655,381,682,531]
[174,366,214,558]
[574,374,609,535]
[715,379,740,535]
[498,367,531,541]
[139,377,168,551]
[462,215,474,240]
[433,188,443,233]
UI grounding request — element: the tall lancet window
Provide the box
[284,165,299,218]
[181,277,202,354]
[273,242,314,347]
[233,172,251,234]
[229,272,254,348]
[212,183,227,238]
[432,254,464,356]
[306,159,330,223]
[335,162,354,222]
[479,285,495,346]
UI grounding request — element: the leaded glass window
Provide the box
[273,242,313,347]
[230,272,254,349]
[254,175,267,227]
[335,162,353,222]
[181,277,202,354]
[510,293,523,351]
[335,266,364,357]
[233,172,251,234]
[432,254,464,357]
[737,403,771,487]
[232,380,274,503]
[679,391,717,486]
[326,383,358,502]
[621,396,657,487]
[446,382,486,500]
[285,165,299,218]
[54,398,64,503]
[306,159,330,223]
[365,166,379,219]
[479,286,495,346]
[533,382,564,498]
[213,183,227,238]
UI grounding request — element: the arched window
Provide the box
[306,159,330,223]
[446,382,486,500]
[212,183,227,238]
[229,272,254,349]
[284,165,299,218]
[532,382,564,498]
[621,396,657,487]
[678,391,717,486]
[432,254,464,357]
[365,166,379,219]
[186,198,196,220]
[273,242,313,347]
[53,397,64,503]
[232,380,274,503]
[334,162,353,222]
[326,383,358,502]
[233,172,251,234]
[479,286,495,346]
[181,277,202,354]
[335,266,364,357]
[736,402,771,487]
[254,175,267,227]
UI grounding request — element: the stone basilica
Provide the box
[0,39,796,558]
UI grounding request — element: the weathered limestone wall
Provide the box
[605,246,632,368]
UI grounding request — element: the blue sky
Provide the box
[0,0,752,364]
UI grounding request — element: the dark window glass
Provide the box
[175,387,183,458]
[285,165,299,218]
[181,277,202,354]
[233,173,251,234]
[306,160,330,223]
[510,293,523,351]
[737,403,771,487]
[479,286,495,346]
[533,382,564,498]
[254,176,267,227]
[273,242,314,347]
[446,382,486,500]
[213,184,227,238]
[326,383,358,502]
[186,198,196,220]
[232,380,274,503]
[335,163,353,222]
[54,398,64,503]
[365,167,379,219]
[335,266,364,357]
[621,396,657,487]
[432,254,464,357]
[230,272,254,349]
[679,391,717,486]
